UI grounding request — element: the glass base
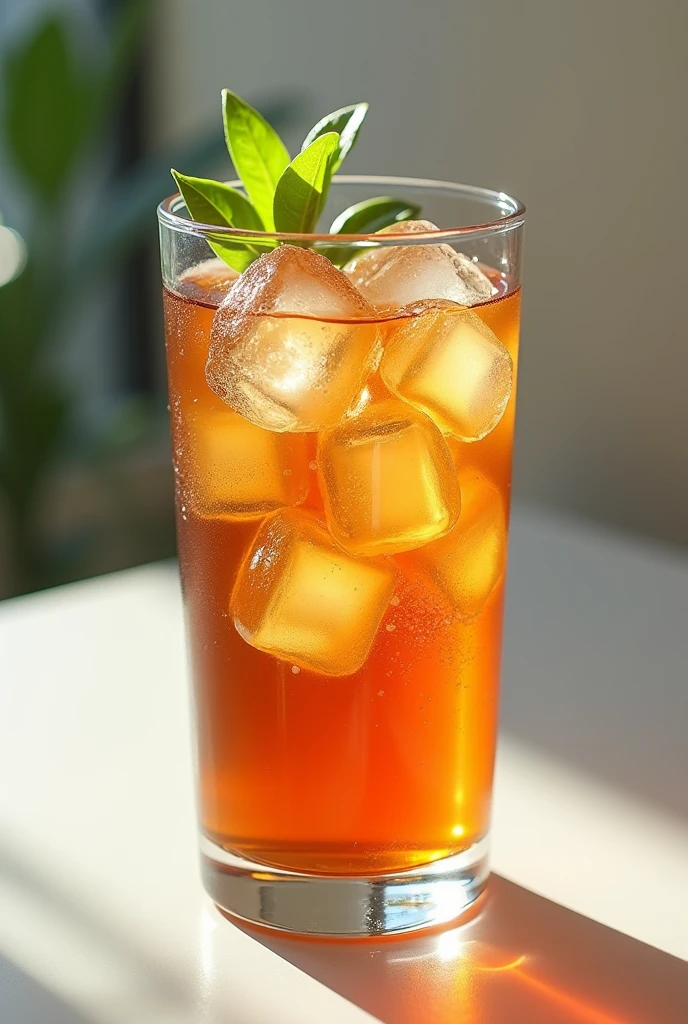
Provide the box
[200,834,489,937]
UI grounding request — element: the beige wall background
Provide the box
[152,0,688,547]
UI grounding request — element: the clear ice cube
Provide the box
[318,399,461,556]
[344,220,494,309]
[206,246,380,432]
[181,405,310,519]
[380,304,513,441]
[231,508,396,676]
[399,469,507,620]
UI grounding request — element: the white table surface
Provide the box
[0,504,687,1023]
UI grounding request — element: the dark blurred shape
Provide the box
[250,875,688,1024]
[0,2,301,598]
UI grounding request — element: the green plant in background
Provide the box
[0,6,299,597]
[173,91,420,269]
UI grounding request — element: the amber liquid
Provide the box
[163,277,520,876]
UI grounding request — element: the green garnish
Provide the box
[300,103,369,172]
[170,170,270,271]
[221,89,290,230]
[325,197,422,267]
[273,132,339,235]
[171,91,419,270]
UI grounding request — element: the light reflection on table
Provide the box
[214,875,687,1024]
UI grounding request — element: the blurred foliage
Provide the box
[0,2,299,597]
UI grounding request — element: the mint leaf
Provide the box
[302,103,368,172]
[171,169,268,271]
[273,132,339,234]
[172,91,379,269]
[330,197,421,235]
[171,170,263,231]
[323,197,421,266]
[222,89,290,230]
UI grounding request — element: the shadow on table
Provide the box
[0,955,95,1024]
[231,875,688,1024]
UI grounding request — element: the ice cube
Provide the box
[344,220,494,309]
[399,469,506,620]
[318,399,461,556]
[231,508,396,676]
[181,405,310,519]
[178,258,240,305]
[380,304,513,441]
[206,246,380,432]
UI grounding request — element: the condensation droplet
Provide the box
[283,469,292,476]
[390,595,400,607]
[309,461,318,471]
[291,665,301,674]
[386,623,396,632]
[377,689,384,696]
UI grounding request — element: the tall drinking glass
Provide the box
[158,177,525,936]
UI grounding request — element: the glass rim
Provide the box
[157,174,526,244]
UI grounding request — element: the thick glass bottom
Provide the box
[200,834,489,937]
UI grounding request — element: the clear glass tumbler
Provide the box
[158,176,525,936]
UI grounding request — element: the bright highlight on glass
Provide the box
[0,225,27,287]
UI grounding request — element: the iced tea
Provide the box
[163,246,520,877]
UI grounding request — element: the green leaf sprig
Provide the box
[171,91,419,271]
[221,89,290,230]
